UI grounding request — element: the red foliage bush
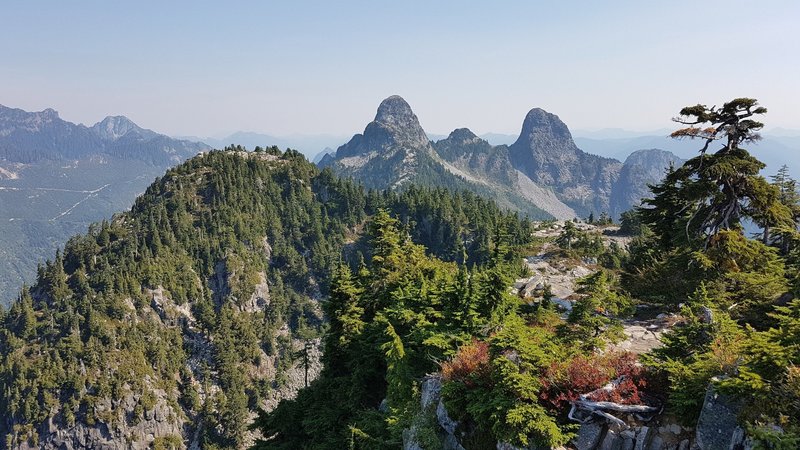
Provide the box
[441,340,491,388]
[539,351,650,411]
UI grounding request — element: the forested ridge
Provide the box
[0,146,530,448]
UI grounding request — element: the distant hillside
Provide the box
[0,104,209,305]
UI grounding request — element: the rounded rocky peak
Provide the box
[98,115,136,128]
[40,108,59,120]
[447,128,478,141]
[519,108,571,140]
[375,95,416,124]
[92,115,142,140]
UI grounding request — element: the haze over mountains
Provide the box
[0,104,208,305]
[321,95,683,220]
[572,131,800,179]
[177,132,347,161]
[475,130,800,180]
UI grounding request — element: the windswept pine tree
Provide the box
[624,99,800,445]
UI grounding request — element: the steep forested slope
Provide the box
[0,147,531,449]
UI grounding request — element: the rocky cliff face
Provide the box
[610,149,683,215]
[321,95,433,189]
[433,128,516,186]
[11,255,322,450]
[320,96,680,221]
[509,108,623,216]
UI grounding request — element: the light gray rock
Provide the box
[402,426,424,450]
[437,399,459,435]
[421,376,443,410]
[695,384,743,450]
[574,421,605,450]
[600,429,624,450]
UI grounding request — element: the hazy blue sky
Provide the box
[2,1,798,137]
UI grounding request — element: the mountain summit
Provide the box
[321,95,436,188]
[517,108,576,150]
[332,95,429,159]
[321,97,682,219]
[375,95,418,125]
[91,115,157,141]
[509,108,623,214]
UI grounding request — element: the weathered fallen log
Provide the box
[567,403,633,428]
[569,374,663,429]
[573,399,660,414]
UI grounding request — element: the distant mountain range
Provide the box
[320,96,683,221]
[0,104,209,305]
[573,133,800,180]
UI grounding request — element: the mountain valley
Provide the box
[0,105,209,305]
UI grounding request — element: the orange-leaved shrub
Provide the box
[441,339,491,388]
[539,351,650,411]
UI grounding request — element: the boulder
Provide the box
[421,376,443,410]
[634,426,650,450]
[574,421,605,450]
[599,429,623,450]
[695,384,743,450]
[646,435,663,450]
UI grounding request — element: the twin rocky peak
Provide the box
[321,96,681,220]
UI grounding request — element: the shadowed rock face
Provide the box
[510,108,581,183]
[433,128,516,186]
[610,149,683,214]
[509,108,623,216]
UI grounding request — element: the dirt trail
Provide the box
[518,222,670,354]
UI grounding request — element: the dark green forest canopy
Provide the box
[0,147,532,447]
